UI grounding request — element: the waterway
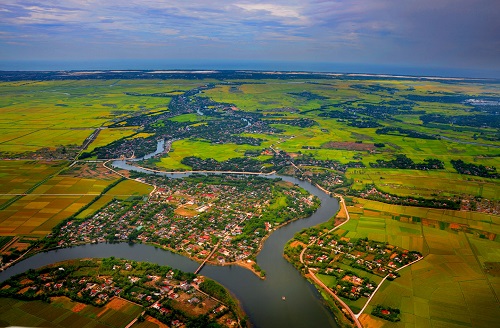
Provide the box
[0,153,340,328]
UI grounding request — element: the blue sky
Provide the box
[1,0,499,77]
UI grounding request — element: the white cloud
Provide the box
[235,3,308,25]
[236,3,301,18]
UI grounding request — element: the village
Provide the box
[302,235,422,300]
[50,175,319,273]
[0,258,242,327]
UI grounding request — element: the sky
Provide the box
[1,0,499,77]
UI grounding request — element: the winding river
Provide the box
[0,151,340,328]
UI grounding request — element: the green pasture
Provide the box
[169,113,215,123]
[317,273,338,288]
[269,194,288,210]
[202,81,332,111]
[86,128,137,152]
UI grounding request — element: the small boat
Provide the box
[282,296,286,301]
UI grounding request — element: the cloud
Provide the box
[236,3,306,22]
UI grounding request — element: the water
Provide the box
[0,154,340,328]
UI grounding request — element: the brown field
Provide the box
[322,141,375,151]
[72,302,86,313]
[175,206,198,217]
[289,240,307,248]
[173,291,218,317]
[136,315,169,328]
[98,297,130,316]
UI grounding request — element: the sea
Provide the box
[0,59,498,79]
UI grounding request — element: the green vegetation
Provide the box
[199,279,236,310]
[371,305,401,322]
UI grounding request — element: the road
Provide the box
[308,269,363,328]
[299,195,362,327]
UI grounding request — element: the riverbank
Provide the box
[1,158,341,328]
[290,194,361,328]
[0,257,246,328]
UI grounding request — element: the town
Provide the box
[46,174,319,276]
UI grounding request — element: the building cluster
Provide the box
[0,259,239,327]
[53,175,317,265]
[303,234,422,300]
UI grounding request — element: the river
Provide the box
[0,154,340,327]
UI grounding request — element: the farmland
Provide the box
[346,168,500,201]
[0,79,207,157]
[286,196,499,328]
[0,296,143,328]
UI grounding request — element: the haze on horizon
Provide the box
[1,0,499,78]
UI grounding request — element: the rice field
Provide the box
[343,198,500,328]
[0,297,142,328]
[346,168,500,200]
[0,160,67,203]
[0,79,211,154]
[0,77,499,328]
[0,176,118,237]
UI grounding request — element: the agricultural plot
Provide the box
[344,198,500,328]
[0,74,499,327]
[347,168,500,200]
[104,179,154,200]
[1,128,93,151]
[156,139,264,170]
[0,297,142,328]
[0,79,210,154]
[85,128,138,152]
[0,176,117,237]
[0,160,67,201]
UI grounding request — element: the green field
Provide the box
[339,198,500,328]
[104,179,154,199]
[156,139,266,170]
[347,168,500,200]
[0,79,210,154]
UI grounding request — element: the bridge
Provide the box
[194,242,221,275]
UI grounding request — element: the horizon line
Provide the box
[0,68,497,81]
